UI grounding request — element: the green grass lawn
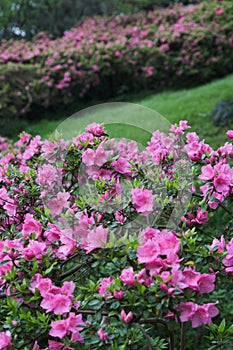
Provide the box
[14,74,233,148]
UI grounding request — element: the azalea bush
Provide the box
[0,0,233,120]
[0,120,233,349]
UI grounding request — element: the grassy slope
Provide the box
[22,74,233,148]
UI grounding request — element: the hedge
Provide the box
[0,0,232,121]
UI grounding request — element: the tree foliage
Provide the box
[0,0,205,40]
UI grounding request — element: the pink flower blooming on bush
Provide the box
[49,313,84,342]
[0,121,232,349]
[120,267,135,286]
[131,188,154,215]
[0,331,11,349]
[226,130,233,139]
[177,302,219,328]
[97,328,109,343]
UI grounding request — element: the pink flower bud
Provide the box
[226,130,233,139]
[120,309,133,323]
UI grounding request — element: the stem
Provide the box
[138,318,175,350]
[193,192,233,216]
[60,252,80,267]
[18,330,47,350]
[78,309,108,316]
[139,325,153,350]
[180,322,185,350]
[58,257,95,280]
[127,255,138,271]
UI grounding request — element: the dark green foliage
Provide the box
[0,0,208,41]
[0,0,113,40]
[0,63,38,134]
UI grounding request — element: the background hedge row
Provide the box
[0,0,232,123]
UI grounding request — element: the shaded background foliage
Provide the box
[0,0,204,40]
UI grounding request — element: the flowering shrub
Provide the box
[0,0,233,120]
[0,120,233,349]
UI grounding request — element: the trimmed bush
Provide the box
[0,0,232,120]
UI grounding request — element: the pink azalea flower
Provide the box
[84,225,108,253]
[180,268,200,290]
[215,8,225,15]
[73,132,94,148]
[66,312,84,333]
[139,227,160,244]
[37,164,58,186]
[57,235,77,259]
[177,302,219,328]
[22,214,42,239]
[41,293,72,315]
[226,130,233,139]
[97,328,109,343]
[98,277,114,296]
[0,187,9,205]
[209,235,225,253]
[47,192,70,216]
[199,164,215,181]
[0,331,11,349]
[36,277,53,297]
[82,145,108,167]
[48,340,66,350]
[3,199,17,217]
[115,211,126,224]
[49,313,84,341]
[49,319,68,338]
[71,330,84,343]
[41,140,56,160]
[44,223,61,242]
[23,240,47,261]
[214,174,230,193]
[120,267,135,286]
[111,157,132,174]
[61,281,76,296]
[94,146,109,167]
[113,290,124,299]
[195,207,208,224]
[131,188,154,216]
[170,120,190,136]
[86,123,104,136]
[197,274,216,294]
[82,148,95,166]
[137,239,157,264]
[136,268,153,286]
[32,341,40,350]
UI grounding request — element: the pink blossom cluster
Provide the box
[31,275,76,315]
[0,122,233,348]
[177,301,219,328]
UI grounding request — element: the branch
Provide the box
[23,88,33,114]
[193,192,233,216]
[139,325,153,350]
[58,257,96,280]
[75,311,175,350]
[138,318,175,350]
[180,322,185,350]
